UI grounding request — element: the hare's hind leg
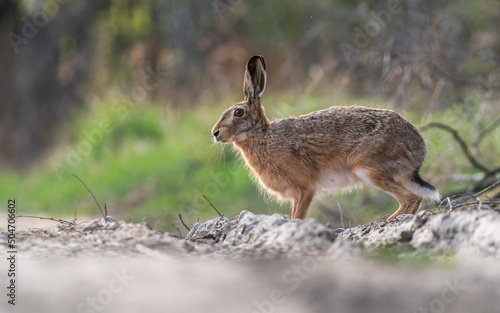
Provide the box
[386,194,422,221]
[291,190,315,219]
[352,168,422,221]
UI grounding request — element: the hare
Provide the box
[212,55,440,221]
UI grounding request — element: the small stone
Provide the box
[399,230,413,242]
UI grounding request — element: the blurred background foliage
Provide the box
[0,0,499,229]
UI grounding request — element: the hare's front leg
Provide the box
[291,190,315,219]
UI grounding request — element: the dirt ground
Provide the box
[1,210,500,313]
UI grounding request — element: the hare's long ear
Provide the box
[243,55,266,103]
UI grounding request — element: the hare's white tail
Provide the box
[407,170,441,203]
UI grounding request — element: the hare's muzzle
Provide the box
[212,129,221,142]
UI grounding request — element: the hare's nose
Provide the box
[213,129,220,138]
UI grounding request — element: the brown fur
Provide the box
[212,55,440,221]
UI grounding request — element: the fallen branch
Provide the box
[438,180,500,214]
[449,200,500,210]
[17,215,76,226]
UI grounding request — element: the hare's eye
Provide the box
[234,109,244,117]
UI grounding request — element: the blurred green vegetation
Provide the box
[367,243,459,269]
[2,91,498,230]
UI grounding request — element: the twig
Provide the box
[473,179,500,197]
[177,213,191,231]
[18,215,76,226]
[72,174,105,218]
[451,200,500,209]
[336,199,344,229]
[142,212,164,225]
[104,203,108,217]
[476,197,483,210]
[202,194,222,217]
[446,197,453,213]
[72,199,80,222]
[214,214,225,227]
[170,223,183,238]
[420,122,489,172]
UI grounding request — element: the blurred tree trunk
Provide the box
[0,0,18,167]
[0,0,101,168]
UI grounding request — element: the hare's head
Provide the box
[212,55,270,143]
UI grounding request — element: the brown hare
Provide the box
[212,55,440,221]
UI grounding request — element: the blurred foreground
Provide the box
[2,207,500,312]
